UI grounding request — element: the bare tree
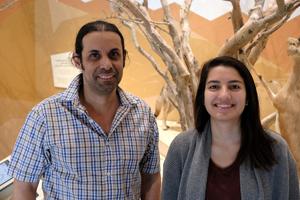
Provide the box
[109,0,300,132]
[259,37,300,173]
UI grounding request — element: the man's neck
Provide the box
[79,86,120,134]
[80,83,119,113]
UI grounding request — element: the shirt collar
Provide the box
[117,87,138,107]
[60,73,82,106]
[60,73,139,107]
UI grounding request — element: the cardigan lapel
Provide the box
[187,125,212,200]
[240,153,272,200]
[185,124,271,200]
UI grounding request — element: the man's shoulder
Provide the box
[31,92,64,112]
[119,89,149,108]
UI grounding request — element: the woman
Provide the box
[161,56,299,200]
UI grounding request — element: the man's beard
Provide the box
[83,65,122,95]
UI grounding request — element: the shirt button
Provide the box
[106,172,111,176]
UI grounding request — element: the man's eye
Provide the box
[109,51,121,60]
[89,53,100,60]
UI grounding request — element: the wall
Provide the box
[0,0,297,159]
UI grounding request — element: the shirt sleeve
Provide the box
[139,112,160,174]
[8,109,47,182]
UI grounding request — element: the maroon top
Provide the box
[205,158,241,200]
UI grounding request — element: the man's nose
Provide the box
[99,56,112,69]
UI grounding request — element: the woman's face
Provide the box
[204,65,247,124]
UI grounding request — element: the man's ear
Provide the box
[72,53,83,70]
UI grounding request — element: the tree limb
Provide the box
[219,0,300,57]
[224,0,244,32]
[246,9,291,64]
[261,112,277,128]
[180,0,199,96]
[127,0,190,77]
[161,0,183,58]
[255,70,277,101]
[247,37,268,65]
[276,0,285,12]
[123,20,168,80]
[142,0,148,9]
[0,0,18,11]
[262,0,299,25]
[112,0,190,78]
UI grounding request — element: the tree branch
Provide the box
[261,112,277,128]
[249,0,264,20]
[276,0,285,12]
[123,21,168,80]
[142,0,148,9]
[224,0,244,32]
[247,37,268,65]
[0,0,18,11]
[161,0,183,58]
[246,5,292,64]
[262,0,299,25]
[180,0,199,96]
[112,0,190,78]
[255,71,277,101]
[219,0,300,57]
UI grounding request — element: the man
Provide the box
[8,20,161,200]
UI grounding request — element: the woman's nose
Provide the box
[219,87,230,98]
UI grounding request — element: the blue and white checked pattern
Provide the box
[8,74,160,199]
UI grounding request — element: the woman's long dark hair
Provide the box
[194,56,276,170]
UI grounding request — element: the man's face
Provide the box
[80,31,124,95]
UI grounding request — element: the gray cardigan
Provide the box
[161,125,300,200]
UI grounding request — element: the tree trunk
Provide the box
[272,39,300,173]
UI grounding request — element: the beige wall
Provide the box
[0,0,164,159]
[0,0,295,159]
[0,0,37,159]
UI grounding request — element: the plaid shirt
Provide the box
[8,74,160,200]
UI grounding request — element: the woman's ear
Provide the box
[72,53,83,70]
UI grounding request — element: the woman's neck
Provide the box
[210,119,241,168]
[210,119,241,143]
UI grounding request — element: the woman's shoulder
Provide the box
[264,130,299,185]
[166,129,201,165]
[265,130,291,158]
[167,129,201,155]
[171,128,200,145]
[266,130,288,147]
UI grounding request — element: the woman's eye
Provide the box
[207,85,219,90]
[230,84,241,90]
